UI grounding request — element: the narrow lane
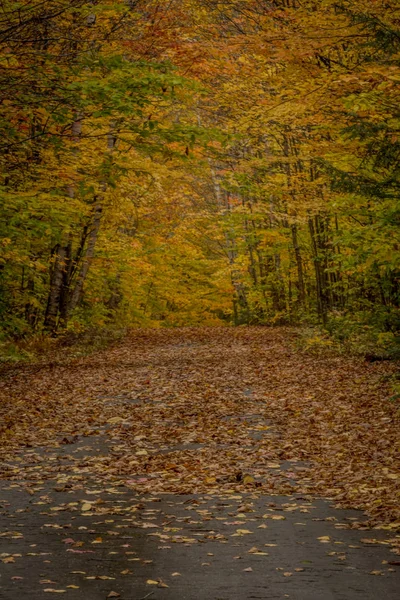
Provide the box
[1,328,399,598]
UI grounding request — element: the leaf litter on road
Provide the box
[0,327,399,597]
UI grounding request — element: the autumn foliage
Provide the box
[0,1,399,350]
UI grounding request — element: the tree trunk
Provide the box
[44,245,67,331]
[67,204,103,314]
[291,223,305,306]
[308,216,327,325]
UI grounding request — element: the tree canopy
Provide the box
[1,0,399,350]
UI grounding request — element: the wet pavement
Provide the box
[0,435,399,600]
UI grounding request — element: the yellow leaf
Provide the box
[235,529,253,535]
[243,475,255,484]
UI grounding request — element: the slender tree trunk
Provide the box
[59,235,74,324]
[244,217,258,287]
[308,215,327,325]
[290,224,305,306]
[44,245,67,331]
[67,204,103,314]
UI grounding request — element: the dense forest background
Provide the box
[1,0,399,354]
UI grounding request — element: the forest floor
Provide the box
[0,327,399,599]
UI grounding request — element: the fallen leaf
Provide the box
[243,475,255,484]
[235,529,252,534]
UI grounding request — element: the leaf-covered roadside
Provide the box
[0,327,398,529]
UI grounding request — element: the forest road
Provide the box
[0,327,399,599]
